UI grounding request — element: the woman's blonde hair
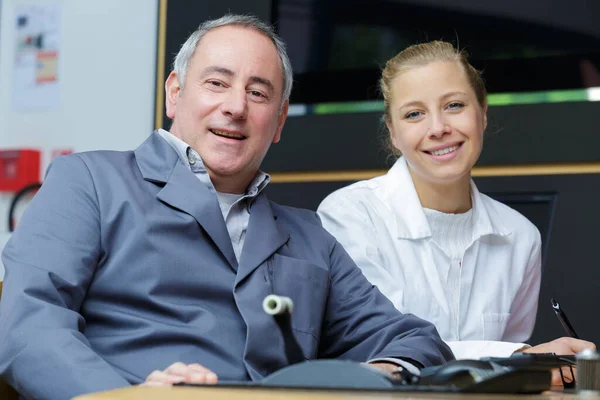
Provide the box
[381,40,486,122]
[380,41,486,156]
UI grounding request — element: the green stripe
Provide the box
[313,100,384,114]
[304,88,593,116]
[487,89,588,106]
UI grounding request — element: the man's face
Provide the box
[165,25,288,193]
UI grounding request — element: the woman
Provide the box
[317,41,593,363]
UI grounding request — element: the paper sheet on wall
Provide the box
[12,4,62,112]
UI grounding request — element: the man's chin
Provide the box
[206,164,245,177]
[204,162,258,189]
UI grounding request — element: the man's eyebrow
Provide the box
[249,76,274,93]
[199,66,274,92]
[199,66,234,79]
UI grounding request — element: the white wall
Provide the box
[0,0,159,277]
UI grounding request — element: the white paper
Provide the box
[13,4,62,112]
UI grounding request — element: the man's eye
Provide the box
[208,80,224,87]
[249,90,265,98]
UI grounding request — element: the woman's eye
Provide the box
[447,102,464,110]
[405,111,422,120]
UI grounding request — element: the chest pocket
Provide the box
[270,254,330,337]
[482,313,511,340]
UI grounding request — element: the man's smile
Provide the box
[210,129,246,140]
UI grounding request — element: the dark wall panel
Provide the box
[476,174,600,347]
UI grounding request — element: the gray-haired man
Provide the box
[0,14,453,400]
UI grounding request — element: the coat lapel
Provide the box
[134,132,237,270]
[235,195,289,286]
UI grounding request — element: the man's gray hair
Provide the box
[172,14,293,108]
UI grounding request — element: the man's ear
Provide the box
[272,99,289,144]
[165,71,181,119]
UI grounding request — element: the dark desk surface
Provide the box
[74,386,599,400]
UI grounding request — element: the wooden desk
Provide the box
[74,386,599,400]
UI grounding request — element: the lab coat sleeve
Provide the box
[446,341,529,359]
[0,156,131,400]
[316,240,454,367]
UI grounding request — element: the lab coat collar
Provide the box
[384,157,511,241]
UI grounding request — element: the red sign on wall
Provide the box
[0,149,41,192]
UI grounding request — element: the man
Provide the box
[0,15,453,399]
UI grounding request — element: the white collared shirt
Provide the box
[318,157,542,359]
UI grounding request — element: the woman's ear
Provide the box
[482,101,488,131]
[386,120,397,149]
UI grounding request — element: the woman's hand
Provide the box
[519,337,596,388]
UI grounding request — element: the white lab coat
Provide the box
[318,157,542,359]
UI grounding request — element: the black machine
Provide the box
[184,355,556,394]
[258,356,553,394]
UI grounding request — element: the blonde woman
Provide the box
[317,42,593,382]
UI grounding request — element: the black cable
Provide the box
[8,183,42,232]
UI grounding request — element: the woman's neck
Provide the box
[408,167,472,214]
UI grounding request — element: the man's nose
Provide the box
[220,89,248,119]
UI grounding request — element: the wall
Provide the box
[0,0,159,277]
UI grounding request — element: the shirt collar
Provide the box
[157,128,270,199]
[157,129,190,167]
[385,156,510,240]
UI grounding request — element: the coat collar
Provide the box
[134,130,182,184]
[384,157,510,241]
[134,131,238,269]
[133,131,290,276]
[235,195,290,287]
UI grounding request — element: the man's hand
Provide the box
[142,362,218,387]
[365,362,399,375]
[519,337,596,388]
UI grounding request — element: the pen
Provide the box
[550,298,580,339]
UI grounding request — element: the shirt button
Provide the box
[188,156,196,166]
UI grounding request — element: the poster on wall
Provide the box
[12,4,62,112]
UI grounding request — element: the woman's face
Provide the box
[387,60,487,187]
